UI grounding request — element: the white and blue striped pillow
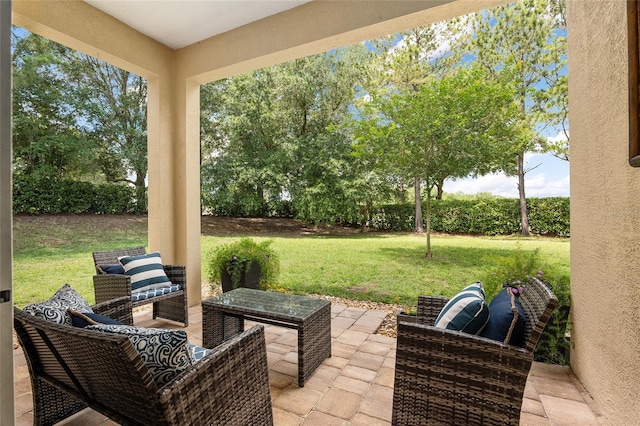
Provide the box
[118,251,172,293]
[434,281,489,334]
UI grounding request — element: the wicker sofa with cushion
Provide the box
[14,294,273,426]
[392,276,558,425]
[92,246,188,326]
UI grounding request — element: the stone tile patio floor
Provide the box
[14,302,609,425]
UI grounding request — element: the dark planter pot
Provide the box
[397,312,418,324]
[221,261,261,292]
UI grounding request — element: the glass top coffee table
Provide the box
[202,288,331,387]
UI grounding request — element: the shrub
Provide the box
[207,238,280,290]
[13,174,141,215]
[367,197,569,237]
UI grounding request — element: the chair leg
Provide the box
[153,293,188,326]
[32,378,86,426]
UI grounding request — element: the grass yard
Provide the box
[12,215,570,309]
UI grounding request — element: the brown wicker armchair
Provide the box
[93,246,188,326]
[14,298,273,426]
[392,276,558,425]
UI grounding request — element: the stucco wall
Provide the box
[568,1,640,423]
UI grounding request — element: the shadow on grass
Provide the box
[377,244,518,269]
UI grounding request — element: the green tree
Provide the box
[365,26,444,232]
[12,31,97,180]
[353,66,520,256]
[65,55,149,213]
[454,0,568,235]
[200,69,289,217]
[200,45,376,224]
[12,28,150,213]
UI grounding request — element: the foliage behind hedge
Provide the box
[368,197,570,237]
[13,174,143,215]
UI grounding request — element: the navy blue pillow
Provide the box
[481,288,526,346]
[68,309,125,328]
[100,264,125,275]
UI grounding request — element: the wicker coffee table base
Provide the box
[202,289,331,387]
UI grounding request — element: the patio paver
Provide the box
[13,301,609,425]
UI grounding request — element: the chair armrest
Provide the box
[416,295,449,326]
[93,274,132,304]
[159,325,273,425]
[92,296,134,325]
[163,265,186,288]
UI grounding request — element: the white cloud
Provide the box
[445,173,518,197]
[444,172,570,198]
[524,173,570,197]
[547,132,568,143]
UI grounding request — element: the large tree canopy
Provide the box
[200,45,383,224]
[352,66,522,255]
[449,0,568,235]
[12,31,96,180]
[12,29,149,212]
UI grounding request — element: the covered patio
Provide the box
[13,301,605,425]
[2,0,640,424]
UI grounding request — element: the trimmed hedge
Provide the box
[368,197,570,237]
[13,173,569,237]
[13,174,142,215]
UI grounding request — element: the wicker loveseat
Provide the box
[14,296,273,426]
[92,246,189,326]
[392,276,558,425]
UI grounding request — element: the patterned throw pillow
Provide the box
[117,251,172,293]
[87,324,192,387]
[434,281,489,334]
[23,284,93,325]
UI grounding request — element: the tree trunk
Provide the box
[435,178,444,200]
[425,189,433,257]
[414,177,424,233]
[517,152,531,236]
[360,203,369,233]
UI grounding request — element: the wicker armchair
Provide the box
[392,276,558,425]
[93,246,188,326]
[14,298,274,426]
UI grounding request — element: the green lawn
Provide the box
[13,215,570,309]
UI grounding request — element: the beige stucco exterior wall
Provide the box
[568,1,640,423]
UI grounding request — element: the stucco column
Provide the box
[148,72,201,308]
[173,78,201,307]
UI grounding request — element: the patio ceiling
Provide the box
[84,0,312,49]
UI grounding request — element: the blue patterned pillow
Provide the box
[23,284,93,325]
[87,324,192,387]
[117,251,172,293]
[434,282,489,334]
